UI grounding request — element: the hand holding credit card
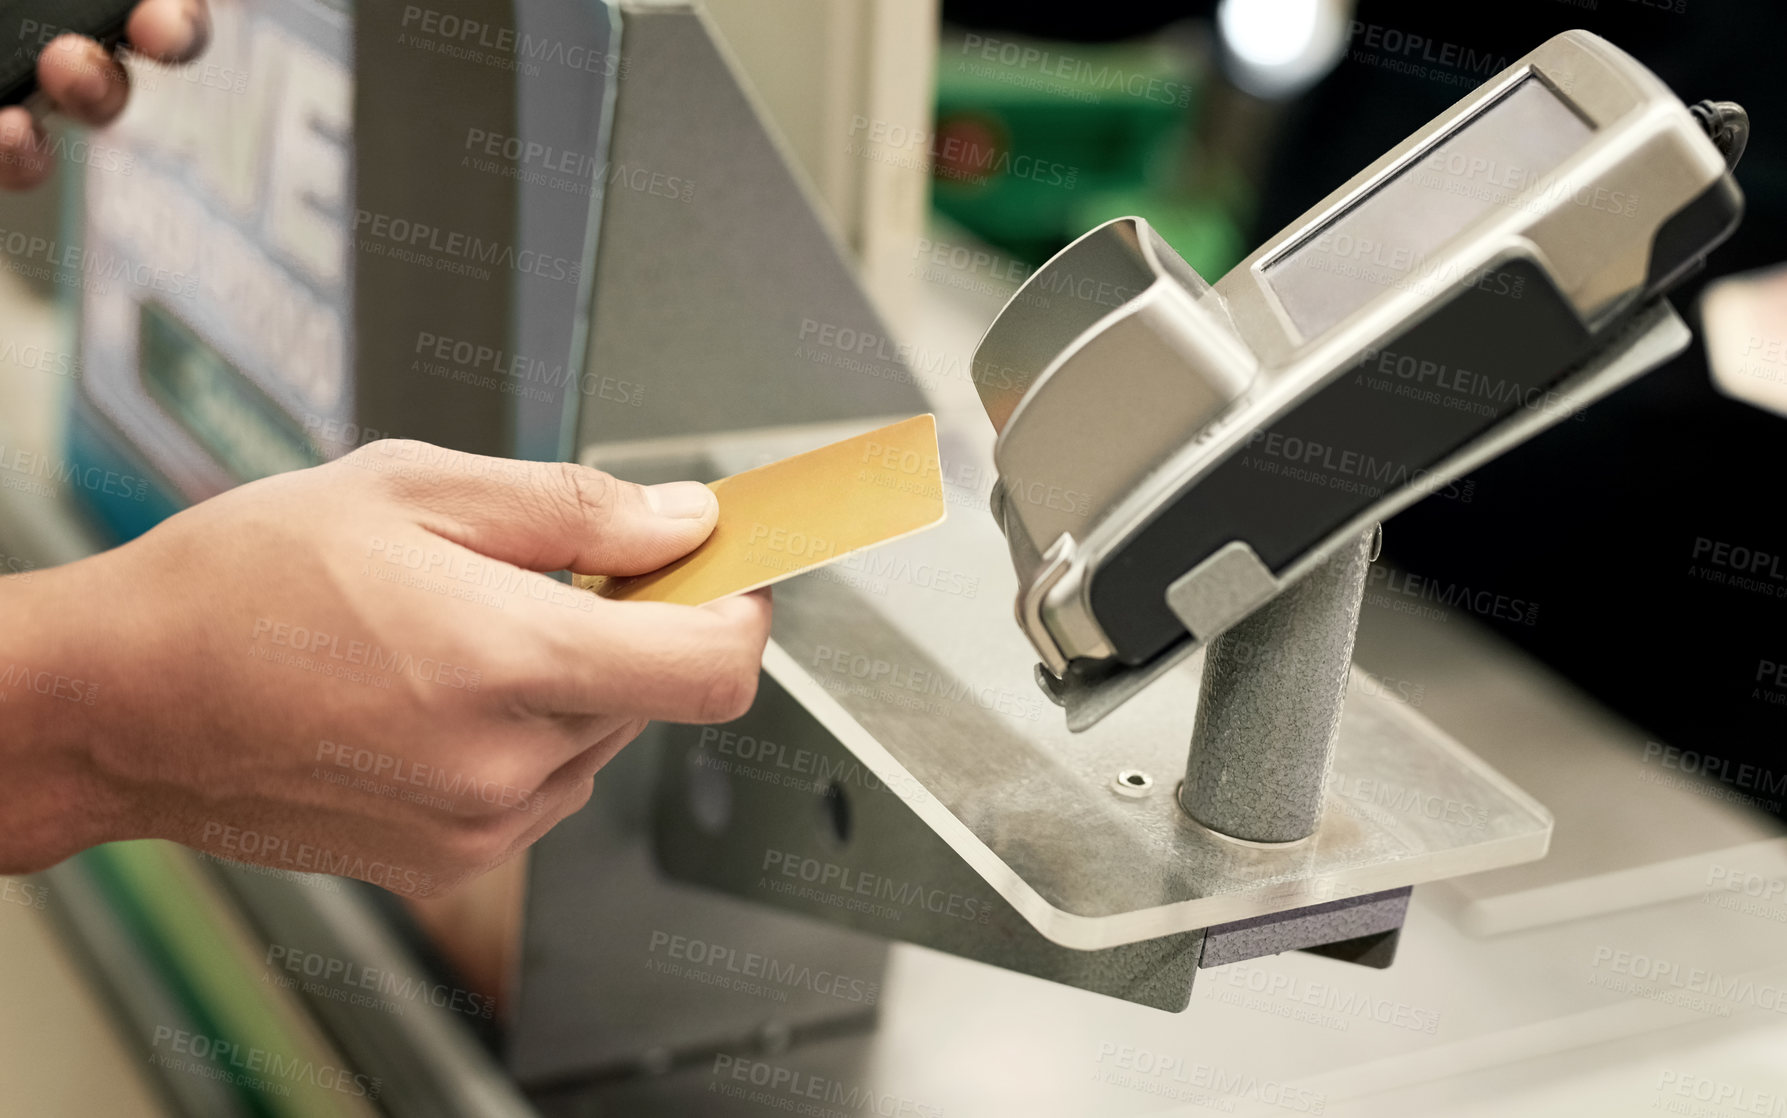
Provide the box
[576,415,946,605]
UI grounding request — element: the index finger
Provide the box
[521,590,774,725]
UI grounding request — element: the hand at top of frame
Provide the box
[0,0,210,189]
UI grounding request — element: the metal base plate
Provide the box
[601,417,1553,953]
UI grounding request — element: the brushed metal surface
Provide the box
[626,416,1554,952]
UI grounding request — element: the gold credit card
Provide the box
[577,415,946,605]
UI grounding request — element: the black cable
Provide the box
[1690,99,1750,170]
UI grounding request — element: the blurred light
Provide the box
[1702,265,1787,420]
[1220,0,1320,68]
[1217,0,1351,99]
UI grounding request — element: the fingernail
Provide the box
[646,481,716,520]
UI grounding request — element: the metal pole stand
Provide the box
[1178,526,1413,974]
[1180,525,1380,843]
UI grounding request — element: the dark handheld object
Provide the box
[1,0,138,107]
